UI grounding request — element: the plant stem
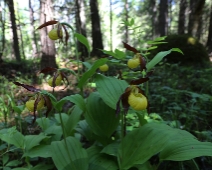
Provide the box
[119,111,126,170]
[60,22,84,96]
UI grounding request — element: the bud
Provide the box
[99,64,109,72]
[47,73,62,87]
[25,98,45,112]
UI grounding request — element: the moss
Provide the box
[149,34,210,66]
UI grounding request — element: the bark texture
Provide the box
[7,0,21,61]
[76,0,88,60]
[188,0,206,37]
[39,0,57,69]
[207,4,212,53]
[178,0,187,34]
[157,0,168,36]
[90,0,104,57]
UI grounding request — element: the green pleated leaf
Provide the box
[65,105,83,136]
[55,113,69,125]
[160,139,212,161]
[6,160,21,167]
[85,92,119,144]
[24,134,48,151]
[95,74,128,109]
[146,48,183,71]
[13,105,25,115]
[51,136,88,170]
[101,142,119,157]
[118,122,196,170]
[55,94,86,112]
[36,117,50,131]
[30,163,54,170]
[78,58,108,89]
[0,127,24,149]
[75,120,95,142]
[23,145,52,158]
[87,146,118,170]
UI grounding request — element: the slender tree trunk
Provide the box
[39,0,57,69]
[75,0,88,60]
[124,0,129,43]
[196,15,202,40]
[149,0,157,39]
[29,0,38,57]
[16,3,26,59]
[0,3,5,63]
[178,0,187,34]
[90,0,104,57]
[7,0,21,61]
[157,0,168,36]
[188,0,206,37]
[207,4,212,53]
[109,0,113,51]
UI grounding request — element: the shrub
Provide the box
[150,34,209,66]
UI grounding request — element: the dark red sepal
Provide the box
[130,77,149,85]
[123,42,139,53]
[37,20,58,29]
[13,82,40,92]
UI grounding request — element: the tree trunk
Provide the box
[149,0,157,39]
[7,0,21,61]
[207,4,212,53]
[178,0,187,34]
[188,0,206,37]
[109,0,113,51]
[157,0,168,36]
[75,0,88,60]
[90,0,104,57]
[0,3,6,63]
[124,0,129,43]
[29,0,38,57]
[16,3,26,59]
[39,0,57,69]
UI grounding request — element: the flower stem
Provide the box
[60,22,84,96]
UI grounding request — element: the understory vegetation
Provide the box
[0,21,212,170]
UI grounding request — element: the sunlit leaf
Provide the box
[75,33,91,53]
[146,48,183,71]
[95,74,128,109]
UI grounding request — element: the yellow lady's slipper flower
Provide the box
[128,92,147,111]
[127,58,140,69]
[127,86,147,111]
